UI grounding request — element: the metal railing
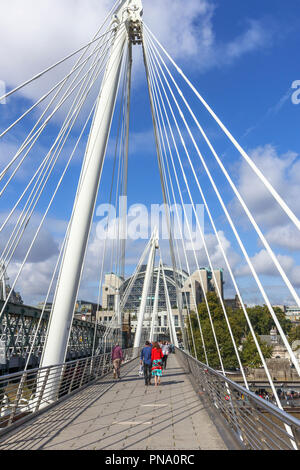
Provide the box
[176,348,300,450]
[0,347,139,435]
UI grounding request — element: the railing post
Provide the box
[8,371,27,426]
[68,360,79,394]
[34,368,50,413]
[291,425,300,450]
[56,364,67,400]
[95,355,104,379]
[102,353,109,376]
[79,360,88,388]
[230,386,251,449]
[253,409,271,450]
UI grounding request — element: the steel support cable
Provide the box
[147,47,210,363]
[0,0,123,103]
[1,71,101,275]
[92,67,128,353]
[187,310,197,357]
[120,239,152,312]
[147,56,201,358]
[150,262,161,343]
[0,28,118,197]
[106,50,129,337]
[0,30,117,192]
[1,64,101,278]
[148,59,282,400]
[1,47,107,266]
[145,32,300,378]
[118,61,131,283]
[149,51,226,368]
[94,44,128,307]
[146,41,300,449]
[65,29,129,352]
[0,95,101,325]
[0,29,126,236]
[147,49,284,404]
[52,28,130,362]
[148,68,298,446]
[35,22,128,360]
[148,53,198,356]
[159,249,178,346]
[92,48,130,352]
[146,36,249,386]
[0,29,127,321]
[148,87,206,361]
[142,38,184,350]
[149,57,257,430]
[144,24,300,234]
[0,41,111,269]
[146,37,300,312]
[146,40,227,374]
[0,53,112,235]
[24,99,98,371]
[156,123,195,354]
[111,69,127,282]
[1,93,100,271]
[0,28,117,147]
[120,43,132,281]
[0,29,121,196]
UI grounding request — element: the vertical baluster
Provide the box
[8,372,27,426]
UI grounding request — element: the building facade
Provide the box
[101,266,224,315]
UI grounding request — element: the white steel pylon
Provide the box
[161,256,179,348]
[133,228,159,349]
[41,0,143,369]
[149,261,161,343]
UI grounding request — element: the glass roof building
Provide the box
[102,266,224,313]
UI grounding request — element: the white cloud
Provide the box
[232,144,300,233]
[265,224,300,252]
[236,248,300,288]
[0,0,275,102]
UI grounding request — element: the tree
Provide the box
[246,305,292,336]
[188,293,246,369]
[288,325,300,349]
[186,293,283,369]
[241,334,273,368]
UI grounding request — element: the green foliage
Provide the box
[186,293,290,369]
[245,305,292,336]
[288,325,300,348]
[241,334,273,368]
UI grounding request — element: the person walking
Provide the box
[111,343,123,380]
[151,342,163,387]
[161,342,169,370]
[140,341,152,386]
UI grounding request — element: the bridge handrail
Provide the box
[0,347,139,436]
[175,347,300,450]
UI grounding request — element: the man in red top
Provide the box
[111,343,124,380]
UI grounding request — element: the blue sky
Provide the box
[0,0,300,307]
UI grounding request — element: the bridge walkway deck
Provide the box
[0,354,228,450]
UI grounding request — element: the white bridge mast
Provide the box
[41,1,143,369]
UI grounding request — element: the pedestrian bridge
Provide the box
[0,354,229,450]
[1,349,299,450]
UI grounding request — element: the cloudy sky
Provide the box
[0,0,300,308]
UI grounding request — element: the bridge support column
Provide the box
[40,21,128,376]
[150,262,161,343]
[134,230,158,351]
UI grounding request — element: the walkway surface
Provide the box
[0,354,228,450]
